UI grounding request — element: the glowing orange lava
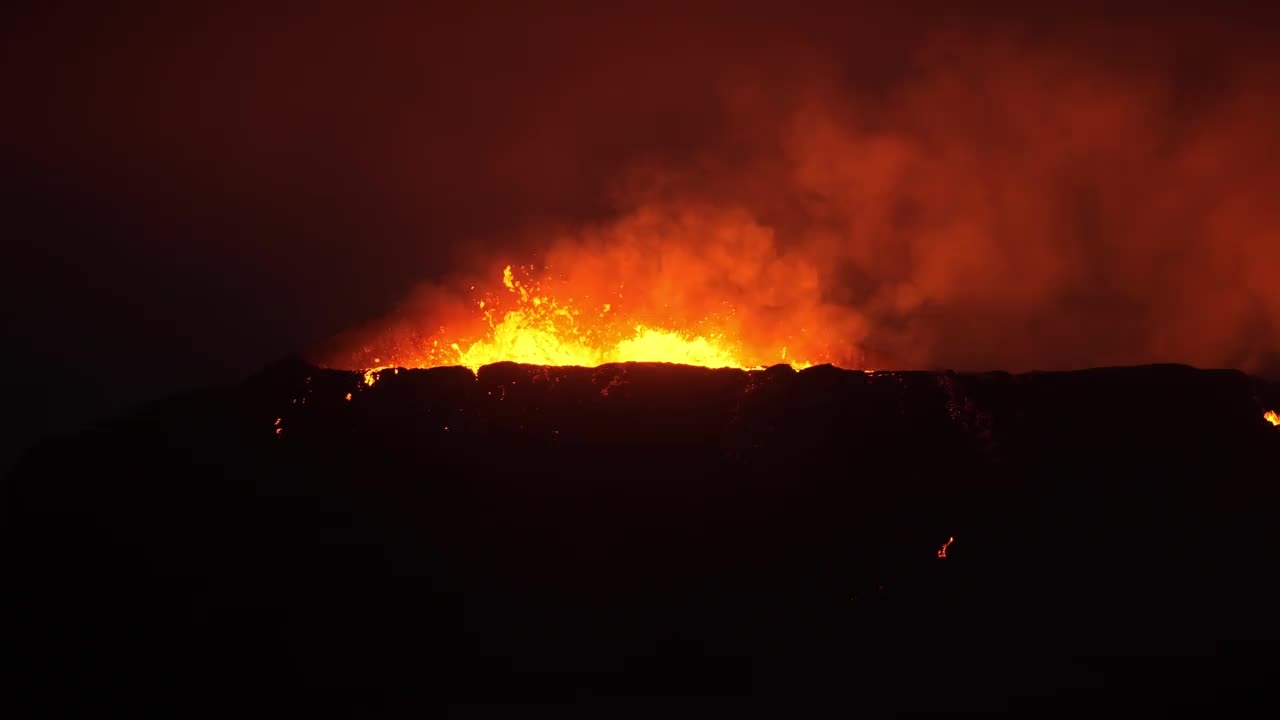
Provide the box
[1266,410,1280,427]
[937,536,954,559]
[355,263,835,382]
[363,365,397,387]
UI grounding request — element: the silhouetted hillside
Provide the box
[6,360,1280,716]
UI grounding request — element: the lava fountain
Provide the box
[353,263,822,381]
[322,209,870,379]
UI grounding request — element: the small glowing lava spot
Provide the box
[937,536,954,559]
[362,365,395,387]
[345,392,353,401]
[443,425,449,432]
[1266,410,1279,427]
[273,417,281,426]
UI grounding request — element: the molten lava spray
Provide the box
[397,264,769,372]
[1266,410,1280,427]
[333,208,863,375]
[938,537,954,559]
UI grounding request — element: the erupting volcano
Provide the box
[356,263,814,376]
[12,2,1280,715]
[322,208,870,379]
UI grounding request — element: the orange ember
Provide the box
[1266,410,1280,427]
[353,260,842,381]
[937,536,954,559]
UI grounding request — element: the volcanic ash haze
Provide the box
[313,13,1280,377]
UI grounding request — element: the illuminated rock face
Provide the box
[7,360,1280,715]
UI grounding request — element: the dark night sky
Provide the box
[3,2,1278,467]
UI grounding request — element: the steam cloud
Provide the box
[333,13,1279,374]
[12,5,1274,375]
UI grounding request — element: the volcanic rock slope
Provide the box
[6,360,1280,715]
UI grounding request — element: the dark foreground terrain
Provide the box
[6,360,1280,716]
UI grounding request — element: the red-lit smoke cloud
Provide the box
[6,5,1277,375]
[327,18,1280,374]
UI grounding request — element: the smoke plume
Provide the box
[7,4,1277,376]
[325,10,1280,374]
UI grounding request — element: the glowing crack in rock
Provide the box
[937,536,954,559]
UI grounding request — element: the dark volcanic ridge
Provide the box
[6,360,1280,715]
[266,359,1280,457]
